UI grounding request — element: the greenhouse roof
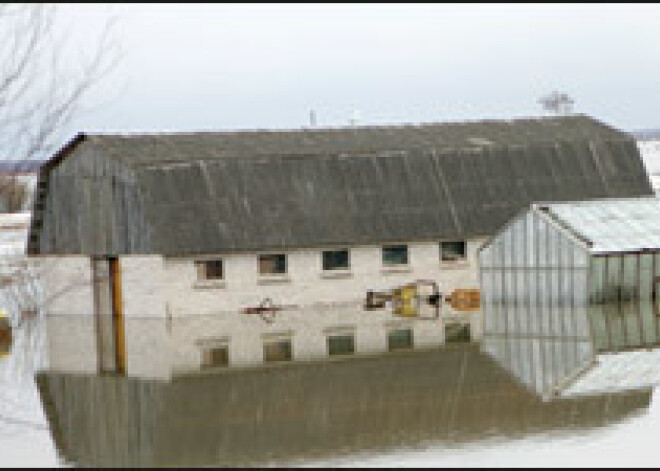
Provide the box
[537,197,660,254]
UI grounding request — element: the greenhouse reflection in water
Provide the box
[35,314,656,468]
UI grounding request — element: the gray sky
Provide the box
[58,4,660,135]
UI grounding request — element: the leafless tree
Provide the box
[0,4,119,162]
[0,176,29,213]
[538,90,575,116]
[0,3,119,220]
[0,4,120,378]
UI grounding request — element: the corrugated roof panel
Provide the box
[29,115,657,255]
[544,197,660,253]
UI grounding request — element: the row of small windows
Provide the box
[201,328,415,368]
[195,241,467,281]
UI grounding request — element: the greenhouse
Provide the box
[479,197,660,399]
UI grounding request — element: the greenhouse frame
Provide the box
[479,197,660,399]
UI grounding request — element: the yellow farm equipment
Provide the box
[364,281,481,318]
[365,279,442,319]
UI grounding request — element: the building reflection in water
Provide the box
[36,338,652,467]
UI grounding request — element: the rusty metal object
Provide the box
[110,258,126,376]
[241,298,298,324]
[0,275,16,287]
[447,289,481,312]
[364,291,391,310]
[0,315,12,356]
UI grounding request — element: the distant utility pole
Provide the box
[309,109,317,127]
[538,90,575,116]
[349,109,361,127]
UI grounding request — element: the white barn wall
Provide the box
[38,237,486,376]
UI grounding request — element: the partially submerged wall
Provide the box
[38,238,486,376]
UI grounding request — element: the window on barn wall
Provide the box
[322,249,350,271]
[196,259,224,280]
[445,323,472,343]
[201,345,229,368]
[387,328,414,351]
[259,254,287,275]
[382,245,408,266]
[263,338,292,362]
[441,241,467,262]
[327,334,355,356]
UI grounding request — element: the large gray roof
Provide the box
[28,114,654,255]
[88,115,627,165]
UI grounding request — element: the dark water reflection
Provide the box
[35,345,653,467]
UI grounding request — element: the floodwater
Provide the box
[1,317,659,467]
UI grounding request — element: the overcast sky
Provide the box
[58,4,660,136]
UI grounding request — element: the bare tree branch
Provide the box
[0,4,120,163]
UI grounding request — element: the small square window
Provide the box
[196,259,223,280]
[445,323,471,343]
[388,328,414,351]
[382,245,408,266]
[263,339,292,362]
[201,346,229,368]
[323,249,350,271]
[327,334,355,356]
[259,254,287,275]
[441,241,467,262]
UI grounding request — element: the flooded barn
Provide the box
[27,115,654,377]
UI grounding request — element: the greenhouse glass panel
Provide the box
[532,338,544,395]
[492,266,503,336]
[639,253,656,346]
[538,270,550,337]
[505,269,516,335]
[605,256,625,351]
[655,253,660,344]
[526,212,536,268]
[548,223,559,268]
[481,269,494,333]
[573,265,590,338]
[503,228,514,269]
[538,216,548,267]
[622,254,642,348]
[589,256,609,352]
[513,217,526,267]
[550,258,562,337]
[528,261,539,335]
[560,237,575,339]
[516,265,529,335]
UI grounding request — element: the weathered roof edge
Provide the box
[65,113,627,138]
[41,133,88,174]
[39,114,633,172]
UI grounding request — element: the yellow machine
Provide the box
[365,280,441,319]
[0,310,11,357]
[392,285,419,317]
